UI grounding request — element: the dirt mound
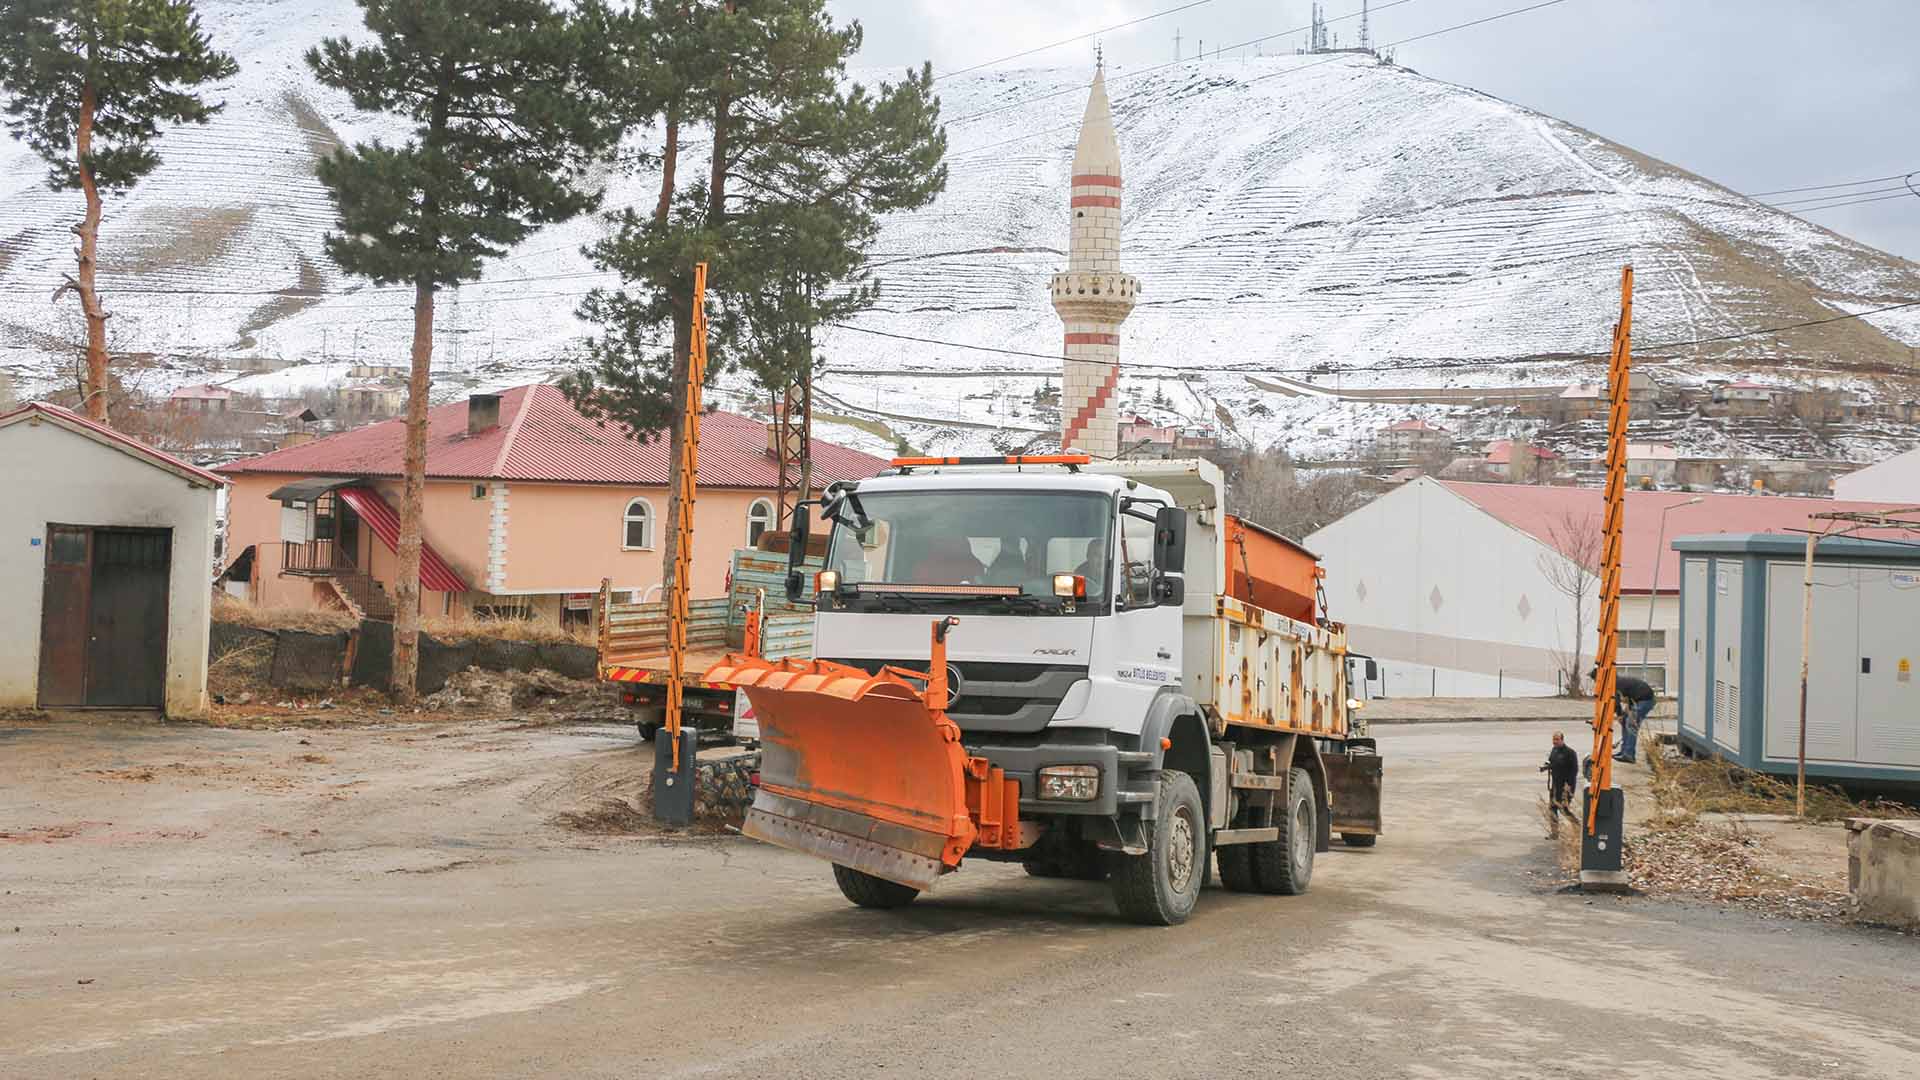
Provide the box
[422,668,610,716]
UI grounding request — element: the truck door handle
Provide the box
[1156,648,1172,660]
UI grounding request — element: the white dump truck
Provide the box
[705,455,1382,925]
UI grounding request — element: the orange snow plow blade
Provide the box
[706,626,1022,891]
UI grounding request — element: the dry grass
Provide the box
[213,593,357,635]
[421,610,593,647]
[1644,749,1917,824]
[207,636,275,699]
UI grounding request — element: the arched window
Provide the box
[746,498,775,548]
[623,498,654,550]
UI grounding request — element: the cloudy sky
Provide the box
[831,0,1920,262]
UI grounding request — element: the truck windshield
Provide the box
[825,490,1112,604]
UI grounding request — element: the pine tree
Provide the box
[308,0,622,701]
[562,0,946,592]
[0,0,235,423]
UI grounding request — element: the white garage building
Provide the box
[1305,478,1903,698]
[1835,445,1920,503]
[0,402,227,718]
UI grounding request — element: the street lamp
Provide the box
[1642,496,1705,684]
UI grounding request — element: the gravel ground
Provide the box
[2,717,1917,1079]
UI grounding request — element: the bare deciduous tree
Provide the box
[1222,447,1373,542]
[1536,509,1602,697]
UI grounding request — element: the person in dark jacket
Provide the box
[1592,667,1656,763]
[1541,731,1579,836]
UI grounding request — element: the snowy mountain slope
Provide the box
[3,1,1919,461]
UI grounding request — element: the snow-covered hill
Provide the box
[4,1,1919,460]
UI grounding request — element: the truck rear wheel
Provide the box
[1250,768,1315,895]
[1110,770,1206,926]
[1217,845,1258,892]
[832,864,920,909]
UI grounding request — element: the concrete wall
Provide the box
[1849,819,1920,928]
[0,419,220,717]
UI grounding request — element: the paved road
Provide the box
[3,719,1916,1079]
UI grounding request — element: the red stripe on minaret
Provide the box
[1065,332,1120,346]
[1071,174,1122,187]
[1062,364,1121,448]
[1070,194,1120,209]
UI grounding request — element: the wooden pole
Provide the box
[1589,265,1632,833]
[1796,528,1816,818]
[665,263,709,772]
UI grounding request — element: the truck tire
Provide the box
[1110,770,1207,926]
[1340,832,1377,848]
[832,864,920,909]
[636,721,661,741]
[1250,767,1315,895]
[1217,845,1259,892]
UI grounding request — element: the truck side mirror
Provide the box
[1152,506,1187,574]
[785,506,812,604]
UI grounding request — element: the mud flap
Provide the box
[705,656,978,891]
[1325,747,1383,837]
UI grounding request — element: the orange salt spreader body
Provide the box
[1222,514,1322,624]
[704,617,1023,891]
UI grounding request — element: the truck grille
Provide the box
[823,658,1087,735]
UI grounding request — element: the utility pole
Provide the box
[1174,27,1181,61]
[1361,0,1372,53]
[1581,265,1633,893]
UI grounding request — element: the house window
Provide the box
[1621,629,1667,651]
[747,498,774,548]
[623,498,654,550]
[472,483,487,500]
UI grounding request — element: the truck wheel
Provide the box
[832,864,920,909]
[1217,845,1259,892]
[1340,833,1377,848]
[1251,768,1315,895]
[636,721,661,741]
[1110,770,1206,926]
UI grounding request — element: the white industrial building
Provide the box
[1306,478,1905,698]
[1836,445,1920,503]
[0,402,227,718]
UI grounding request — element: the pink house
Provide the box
[1483,439,1561,481]
[169,383,234,412]
[217,385,885,626]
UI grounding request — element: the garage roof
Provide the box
[0,402,229,488]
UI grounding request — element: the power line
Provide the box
[832,297,1920,376]
[951,0,1570,158]
[1748,171,1920,198]
[1775,191,1920,215]
[1768,181,1916,208]
[937,0,1220,80]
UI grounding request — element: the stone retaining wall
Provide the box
[210,619,598,695]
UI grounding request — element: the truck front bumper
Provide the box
[962,740,1158,819]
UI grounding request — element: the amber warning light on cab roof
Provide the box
[889,454,1092,470]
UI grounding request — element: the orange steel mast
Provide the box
[1588,266,1632,830]
[664,263,709,774]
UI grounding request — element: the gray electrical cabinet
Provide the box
[1675,534,1920,786]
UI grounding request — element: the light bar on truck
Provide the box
[860,582,1023,596]
[889,454,1091,472]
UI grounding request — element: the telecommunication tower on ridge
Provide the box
[1360,0,1372,52]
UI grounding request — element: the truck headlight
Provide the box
[1347,698,1364,712]
[1037,764,1100,801]
[1052,573,1086,598]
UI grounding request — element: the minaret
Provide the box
[1052,58,1138,460]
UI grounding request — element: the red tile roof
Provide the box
[1484,439,1558,464]
[217,384,887,488]
[1442,481,1917,592]
[0,401,229,487]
